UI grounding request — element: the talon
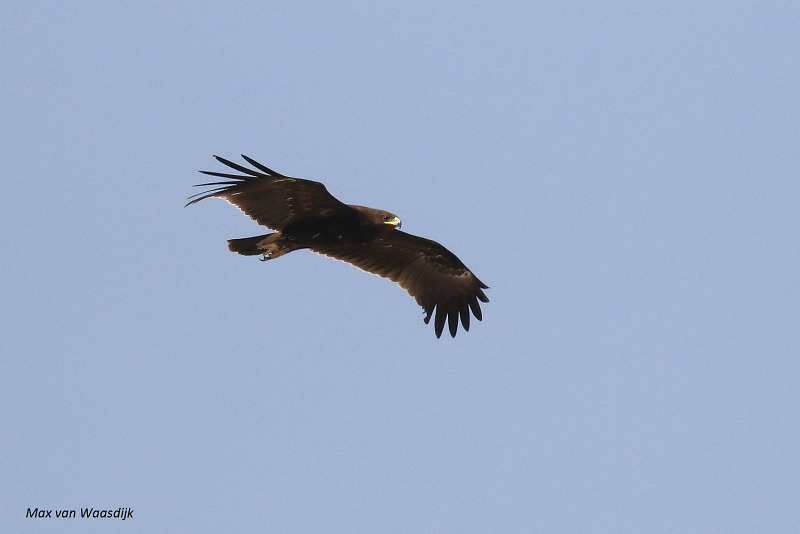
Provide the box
[257,241,289,261]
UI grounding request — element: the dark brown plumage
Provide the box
[187,155,489,338]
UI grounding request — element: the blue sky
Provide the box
[2,2,798,532]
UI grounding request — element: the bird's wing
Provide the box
[186,155,350,230]
[312,230,488,338]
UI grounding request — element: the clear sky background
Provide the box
[2,2,798,532]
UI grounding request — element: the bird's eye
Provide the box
[383,215,391,221]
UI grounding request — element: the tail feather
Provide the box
[227,234,273,256]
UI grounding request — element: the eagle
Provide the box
[187,155,489,338]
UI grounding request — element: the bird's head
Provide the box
[380,212,401,229]
[353,206,402,230]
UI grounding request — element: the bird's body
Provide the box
[187,155,488,338]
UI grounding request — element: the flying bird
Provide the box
[186,155,489,338]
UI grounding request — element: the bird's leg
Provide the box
[258,241,289,261]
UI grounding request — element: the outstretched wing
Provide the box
[186,155,350,230]
[312,230,489,338]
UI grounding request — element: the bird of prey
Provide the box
[187,155,488,338]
